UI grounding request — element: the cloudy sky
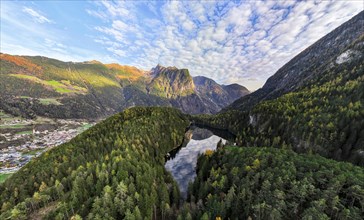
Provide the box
[0,1,362,90]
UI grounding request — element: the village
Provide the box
[0,117,95,174]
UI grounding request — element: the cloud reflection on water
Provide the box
[165,131,226,197]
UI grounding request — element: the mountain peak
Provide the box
[151,64,179,75]
[193,76,218,86]
[1,53,250,116]
[148,65,194,98]
[84,60,102,65]
[226,10,364,111]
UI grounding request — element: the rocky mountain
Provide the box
[193,76,249,111]
[1,10,363,220]
[0,55,249,119]
[148,65,195,98]
[226,11,364,111]
[223,83,250,100]
[196,11,364,165]
[146,65,250,114]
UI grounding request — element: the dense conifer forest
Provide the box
[1,106,363,219]
[1,41,364,219]
[192,36,364,166]
[1,7,363,220]
[0,107,190,219]
[186,147,364,219]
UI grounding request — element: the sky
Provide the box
[0,1,362,91]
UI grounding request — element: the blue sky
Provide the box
[0,1,362,91]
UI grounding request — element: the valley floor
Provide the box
[0,111,95,178]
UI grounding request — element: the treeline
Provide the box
[1,106,364,219]
[0,54,125,119]
[238,57,364,165]
[185,146,364,219]
[190,110,247,135]
[193,52,364,166]
[0,107,190,219]
[0,94,109,119]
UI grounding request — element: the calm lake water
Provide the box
[165,127,234,197]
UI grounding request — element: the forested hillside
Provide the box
[0,107,190,219]
[193,12,364,166]
[2,107,363,219]
[186,147,364,219]
[0,55,248,119]
[227,11,363,111]
[193,48,364,165]
[0,54,127,118]
[0,6,363,220]
[240,55,364,165]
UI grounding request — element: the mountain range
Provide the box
[0,10,363,220]
[0,55,249,119]
[204,11,364,165]
[226,10,364,111]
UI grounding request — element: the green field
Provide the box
[16,130,33,135]
[80,123,93,131]
[0,124,28,129]
[39,98,63,105]
[46,80,73,93]
[0,173,12,183]
[9,74,87,94]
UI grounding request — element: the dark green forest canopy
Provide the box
[2,48,363,218]
[187,147,364,220]
[1,34,363,218]
[192,24,364,166]
[1,106,364,219]
[192,51,364,166]
[1,10,363,220]
[0,107,190,219]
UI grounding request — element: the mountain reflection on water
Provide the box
[165,127,234,198]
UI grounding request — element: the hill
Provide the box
[1,107,363,219]
[0,56,249,119]
[194,11,364,165]
[186,146,364,219]
[0,8,363,220]
[0,107,190,219]
[226,11,364,111]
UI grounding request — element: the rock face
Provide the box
[226,11,364,111]
[145,67,250,114]
[0,56,249,118]
[148,65,195,98]
[193,76,250,112]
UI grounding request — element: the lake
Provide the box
[165,126,235,198]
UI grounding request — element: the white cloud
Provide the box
[108,48,126,57]
[95,26,125,42]
[112,20,128,31]
[89,0,362,91]
[182,19,195,32]
[22,7,52,24]
[101,1,129,18]
[86,9,107,20]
